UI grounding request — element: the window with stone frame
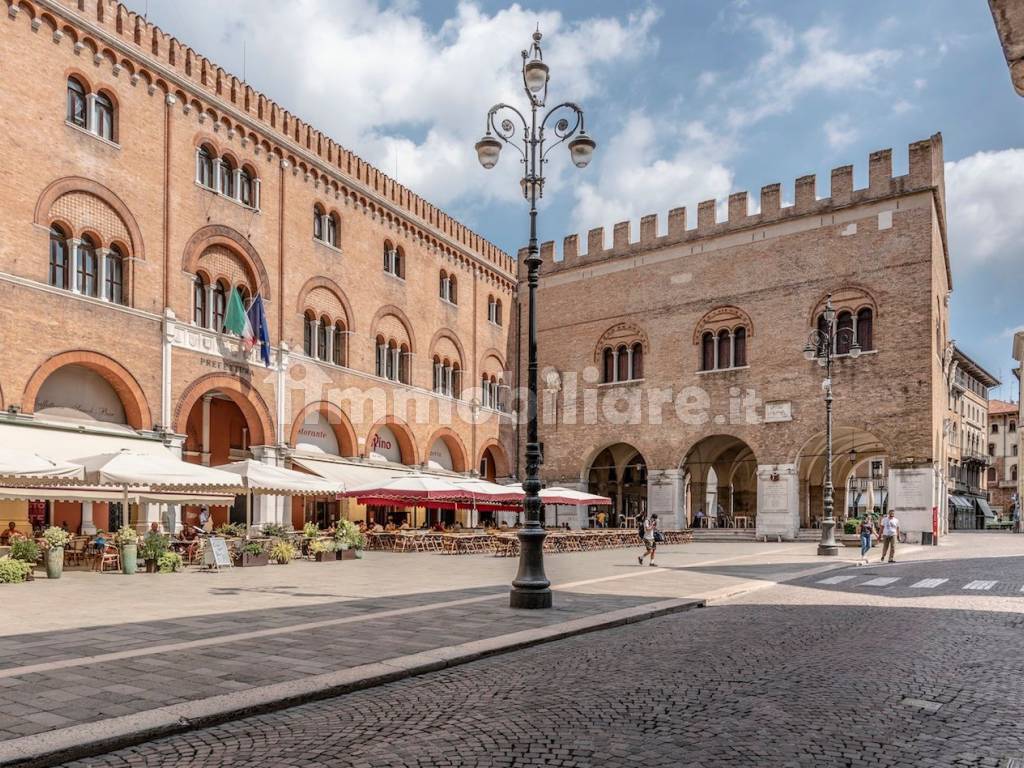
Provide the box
[694,306,752,371]
[596,324,648,383]
[810,287,876,357]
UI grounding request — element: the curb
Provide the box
[0,597,703,768]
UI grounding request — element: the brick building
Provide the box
[518,135,953,543]
[0,0,515,534]
[987,400,1018,515]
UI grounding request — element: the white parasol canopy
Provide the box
[451,477,526,503]
[864,480,876,514]
[217,459,343,495]
[538,487,613,507]
[0,446,84,483]
[343,472,467,501]
[72,449,245,492]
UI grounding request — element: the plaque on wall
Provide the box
[764,401,792,423]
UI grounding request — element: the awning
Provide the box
[290,455,409,490]
[0,419,170,464]
[949,495,972,510]
[539,487,613,507]
[217,459,343,496]
[343,472,466,501]
[72,450,245,492]
[0,487,234,505]
[0,446,84,483]
[977,499,997,519]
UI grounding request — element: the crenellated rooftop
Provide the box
[527,134,948,283]
[25,0,514,280]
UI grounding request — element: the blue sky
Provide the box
[130,0,1023,399]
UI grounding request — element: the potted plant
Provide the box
[10,537,40,579]
[215,522,247,539]
[334,519,363,560]
[0,557,33,584]
[157,551,183,573]
[41,526,71,579]
[234,538,269,567]
[270,540,295,564]
[303,522,320,539]
[139,532,168,573]
[116,525,139,574]
[840,518,863,547]
[309,539,336,562]
[261,523,287,538]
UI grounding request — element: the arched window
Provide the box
[733,327,747,367]
[211,281,227,331]
[383,242,392,272]
[433,355,442,393]
[325,213,338,247]
[303,312,315,356]
[835,311,853,355]
[1012,465,1018,482]
[237,284,251,310]
[452,363,462,399]
[317,317,329,361]
[333,322,346,366]
[1011,421,1017,433]
[94,91,115,141]
[77,235,98,297]
[193,275,207,326]
[66,77,87,127]
[313,205,324,241]
[631,342,644,379]
[385,340,397,381]
[856,308,873,351]
[219,156,236,198]
[394,247,404,279]
[816,314,829,358]
[375,335,387,377]
[449,275,458,304]
[49,225,69,289]
[196,145,215,189]
[399,343,410,383]
[989,442,996,457]
[701,332,715,371]
[602,347,614,383]
[105,245,125,304]
[439,270,449,300]
[238,166,254,207]
[616,344,629,382]
[992,424,999,434]
[717,330,731,369]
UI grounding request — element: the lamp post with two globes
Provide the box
[803,294,861,556]
[474,29,596,609]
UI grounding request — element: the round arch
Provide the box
[288,401,357,457]
[173,373,274,446]
[181,225,272,301]
[476,438,511,479]
[585,442,648,526]
[428,328,467,368]
[370,304,417,351]
[680,434,759,526]
[294,276,355,331]
[365,416,418,465]
[22,350,152,430]
[424,427,469,473]
[33,177,146,261]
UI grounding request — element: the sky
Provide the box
[128,0,1023,400]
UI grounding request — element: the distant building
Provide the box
[990,0,1024,96]
[946,346,999,529]
[1013,333,1024,515]
[987,400,1018,514]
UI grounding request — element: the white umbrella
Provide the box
[0,446,84,483]
[218,459,345,532]
[450,477,525,527]
[864,480,876,515]
[343,472,466,502]
[538,487,612,506]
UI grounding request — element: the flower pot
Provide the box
[353,550,364,560]
[234,552,269,567]
[337,549,357,561]
[45,547,63,579]
[145,559,159,573]
[121,544,138,575]
[314,551,335,562]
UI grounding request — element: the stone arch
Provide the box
[22,350,152,430]
[294,276,354,330]
[365,416,418,465]
[476,438,511,478]
[428,328,466,367]
[681,434,759,526]
[173,373,274,446]
[480,348,507,374]
[807,285,878,327]
[289,400,357,457]
[585,442,648,526]
[181,225,272,301]
[425,427,469,473]
[692,305,753,344]
[593,322,649,364]
[370,304,416,351]
[33,177,145,260]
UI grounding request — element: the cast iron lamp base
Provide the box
[510,526,552,609]
[817,518,840,556]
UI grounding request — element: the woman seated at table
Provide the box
[89,531,108,571]
[0,521,23,545]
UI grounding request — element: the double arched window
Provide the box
[601,343,644,383]
[700,327,747,371]
[313,205,340,247]
[48,224,128,305]
[433,356,462,398]
[302,311,348,366]
[375,335,410,384]
[487,295,503,325]
[383,241,404,278]
[815,308,874,355]
[195,145,260,209]
[192,276,249,332]
[66,77,116,142]
[481,375,505,411]
[439,270,458,304]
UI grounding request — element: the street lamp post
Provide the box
[474,29,596,609]
[803,294,861,556]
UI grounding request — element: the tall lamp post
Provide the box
[474,30,596,609]
[803,294,860,556]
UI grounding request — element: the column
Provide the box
[214,159,225,194]
[232,168,242,202]
[140,502,162,529]
[97,248,109,301]
[201,394,213,466]
[308,318,319,358]
[70,238,82,294]
[86,93,96,131]
[626,347,634,380]
[390,347,400,381]
[729,331,736,367]
[162,309,176,431]
[324,328,334,364]
[611,348,619,382]
[251,445,286,530]
[205,283,215,329]
[252,178,261,210]
[647,468,684,530]
[689,480,706,526]
[755,464,799,540]
[81,502,96,535]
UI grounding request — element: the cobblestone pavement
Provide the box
[62,534,1024,768]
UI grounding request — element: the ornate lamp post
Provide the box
[474,30,596,609]
[802,295,860,556]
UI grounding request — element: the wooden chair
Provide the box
[99,544,121,573]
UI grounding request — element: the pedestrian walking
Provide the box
[858,514,876,565]
[879,510,900,563]
[637,513,658,567]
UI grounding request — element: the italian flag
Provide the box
[223,288,256,350]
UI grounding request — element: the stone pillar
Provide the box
[81,502,96,535]
[251,445,287,530]
[201,394,213,466]
[647,468,684,530]
[888,465,938,544]
[69,238,82,294]
[756,464,799,540]
[162,309,176,431]
[689,480,707,527]
[140,502,162,529]
[164,504,182,534]
[97,248,109,301]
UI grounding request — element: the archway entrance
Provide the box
[587,444,647,528]
[796,428,888,528]
[682,436,757,528]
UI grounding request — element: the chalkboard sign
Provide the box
[203,536,233,570]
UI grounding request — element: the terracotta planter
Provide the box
[336,549,357,561]
[144,559,159,573]
[234,552,269,567]
[314,551,336,562]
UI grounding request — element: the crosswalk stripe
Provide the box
[860,577,900,587]
[963,580,997,591]
[818,575,857,585]
[910,578,948,589]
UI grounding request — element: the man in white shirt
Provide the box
[880,511,900,563]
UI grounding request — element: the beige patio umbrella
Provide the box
[864,480,876,517]
[217,459,344,532]
[0,447,84,484]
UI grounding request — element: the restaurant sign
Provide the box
[369,426,402,463]
[427,439,454,471]
[295,410,340,455]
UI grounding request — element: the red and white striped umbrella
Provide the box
[342,472,467,502]
[538,487,612,507]
[451,477,525,503]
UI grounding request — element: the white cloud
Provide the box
[569,113,734,239]
[139,0,659,207]
[892,99,913,115]
[823,114,859,149]
[945,148,1024,264]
